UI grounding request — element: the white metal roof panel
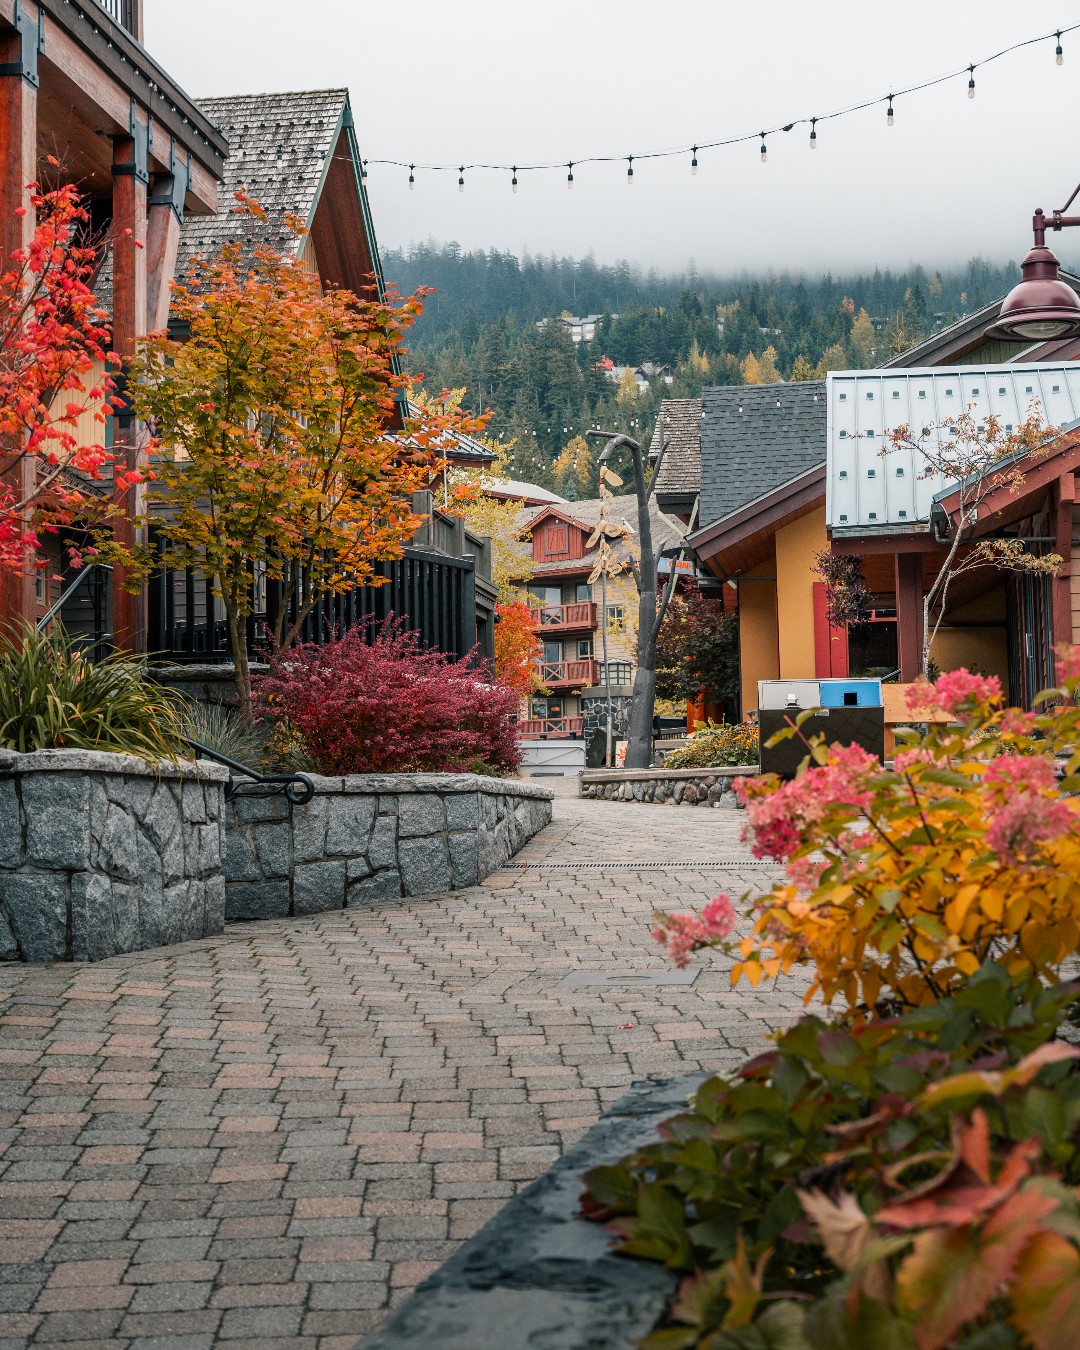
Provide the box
[826,363,1080,531]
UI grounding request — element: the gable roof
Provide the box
[510,496,682,579]
[178,89,352,273]
[699,380,827,528]
[649,398,702,506]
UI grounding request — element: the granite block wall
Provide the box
[225,774,553,920]
[0,750,229,963]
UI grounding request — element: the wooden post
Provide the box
[1052,472,1075,650]
[111,127,149,652]
[894,553,924,682]
[0,13,38,629]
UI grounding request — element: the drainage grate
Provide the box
[557,968,700,988]
[500,859,779,872]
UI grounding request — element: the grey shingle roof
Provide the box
[699,380,826,526]
[177,89,349,273]
[649,398,701,499]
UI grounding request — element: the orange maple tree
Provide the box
[0,177,135,573]
[130,198,486,712]
[493,599,542,698]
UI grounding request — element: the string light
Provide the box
[408,164,415,190]
[374,21,1080,193]
[511,166,518,192]
[361,159,368,180]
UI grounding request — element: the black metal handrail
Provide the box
[90,0,138,36]
[179,735,315,805]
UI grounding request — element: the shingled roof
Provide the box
[178,89,350,273]
[698,380,826,527]
[649,398,701,508]
[509,497,682,579]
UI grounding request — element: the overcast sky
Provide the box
[146,1,1080,277]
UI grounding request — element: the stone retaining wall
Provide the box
[151,663,268,708]
[0,750,229,963]
[579,765,758,806]
[225,774,553,920]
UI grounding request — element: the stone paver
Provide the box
[0,783,808,1347]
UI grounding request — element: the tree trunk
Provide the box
[626,662,656,768]
[222,591,251,721]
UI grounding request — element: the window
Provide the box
[542,640,561,663]
[543,525,568,556]
[529,585,561,607]
[576,637,593,659]
[35,572,45,605]
[600,661,632,685]
[606,605,625,630]
[575,583,592,603]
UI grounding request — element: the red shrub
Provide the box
[253,619,522,776]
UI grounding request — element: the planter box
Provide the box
[359,1076,703,1350]
[225,773,553,921]
[0,749,229,963]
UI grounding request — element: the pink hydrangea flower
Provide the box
[932,669,1003,716]
[981,754,1074,865]
[893,746,937,771]
[1056,643,1080,685]
[652,894,737,968]
[740,743,877,863]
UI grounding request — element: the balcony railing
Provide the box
[518,716,584,739]
[91,0,140,38]
[536,658,599,690]
[529,601,597,634]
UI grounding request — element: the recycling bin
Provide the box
[757,678,885,778]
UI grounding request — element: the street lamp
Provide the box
[986,182,1080,341]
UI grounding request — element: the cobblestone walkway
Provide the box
[0,787,810,1349]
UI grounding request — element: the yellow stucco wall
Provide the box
[738,568,779,716]
[775,507,827,680]
[930,587,1010,689]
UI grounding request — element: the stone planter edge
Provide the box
[0,747,229,783]
[357,1074,705,1350]
[581,765,758,785]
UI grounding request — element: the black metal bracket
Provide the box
[148,138,190,222]
[111,97,151,185]
[0,0,44,86]
[179,735,315,805]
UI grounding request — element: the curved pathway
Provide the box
[0,785,809,1348]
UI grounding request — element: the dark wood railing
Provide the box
[91,0,140,38]
[536,659,599,690]
[518,716,584,739]
[529,602,597,633]
[146,535,480,665]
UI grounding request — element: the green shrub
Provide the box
[174,700,266,768]
[663,720,759,769]
[581,966,1080,1349]
[0,623,181,761]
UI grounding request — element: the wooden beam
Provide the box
[1052,472,1075,650]
[145,182,181,333]
[0,18,39,628]
[895,553,924,682]
[111,128,147,652]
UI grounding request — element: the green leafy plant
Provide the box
[0,623,181,760]
[664,721,759,769]
[174,700,266,768]
[581,967,1080,1349]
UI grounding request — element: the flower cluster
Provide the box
[652,894,737,968]
[905,669,1003,716]
[981,754,1076,866]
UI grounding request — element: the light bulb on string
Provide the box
[511,166,518,193]
[458,166,465,192]
[1056,31,1064,63]
[626,155,634,186]
[809,118,817,150]
[968,65,976,98]
[361,159,368,180]
[759,133,767,163]
[408,164,415,190]
[887,96,894,126]
[567,162,574,189]
[690,145,698,175]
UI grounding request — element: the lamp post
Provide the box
[986,180,1080,341]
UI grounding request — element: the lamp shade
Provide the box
[985,244,1080,341]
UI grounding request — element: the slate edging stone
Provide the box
[357,1075,705,1350]
[0,749,228,963]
